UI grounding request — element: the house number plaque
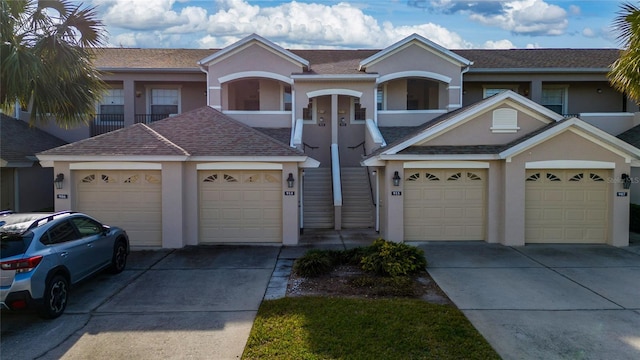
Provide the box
[391,191,402,196]
[284,191,295,196]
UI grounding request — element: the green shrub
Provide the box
[360,239,427,277]
[293,249,334,277]
[630,204,640,232]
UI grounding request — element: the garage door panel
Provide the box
[199,171,282,243]
[76,170,162,247]
[404,169,486,241]
[525,169,609,244]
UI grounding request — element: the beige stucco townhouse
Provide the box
[35,33,640,248]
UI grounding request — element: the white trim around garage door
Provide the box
[197,162,283,170]
[404,161,490,169]
[70,162,162,170]
[525,160,615,169]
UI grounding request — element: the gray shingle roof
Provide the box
[39,107,303,158]
[617,125,640,148]
[92,47,620,75]
[1,114,67,165]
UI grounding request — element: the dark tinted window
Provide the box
[0,232,34,258]
[70,217,103,237]
[44,221,78,245]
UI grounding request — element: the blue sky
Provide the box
[80,0,625,49]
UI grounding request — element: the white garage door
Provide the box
[525,169,609,243]
[75,170,162,247]
[199,171,282,243]
[404,169,486,241]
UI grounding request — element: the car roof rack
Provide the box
[26,210,77,231]
[0,210,14,216]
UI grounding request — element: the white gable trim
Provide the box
[381,91,563,155]
[377,71,452,84]
[307,89,363,99]
[404,161,490,169]
[500,119,638,163]
[197,162,283,170]
[525,160,615,169]
[359,33,472,70]
[218,71,292,85]
[198,33,309,68]
[70,162,162,170]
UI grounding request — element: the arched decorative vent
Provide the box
[526,173,540,182]
[203,174,218,183]
[424,173,439,181]
[467,172,482,181]
[101,174,116,183]
[491,108,519,133]
[447,172,462,181]
[124,175,139,184]
[590,173,605,182]
[265,174,279,183]
[145,174,161,184]
[406,173,420,181]
[224,174,238,183]
[546,173,561,182]
[569,173,584,182]
[245,174,259,183]
[81,174,95,183]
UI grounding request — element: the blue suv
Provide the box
[0,211,129,318]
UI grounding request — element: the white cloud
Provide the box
[569,5,581,16]
[582,28,596,38]
[469,0,568,36]
[482,39,515,49]
[91,0,191,30]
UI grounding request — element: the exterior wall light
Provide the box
[392,171,401,187]
[622,173,632,189]
[318,117,326,127]
[287,173,295,188]
[54,173,64,190]
[339,117,347,126]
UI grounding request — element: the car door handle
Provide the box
[60,252,69,258]
[87,243,94,248]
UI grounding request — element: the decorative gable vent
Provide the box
[490,108,519,133]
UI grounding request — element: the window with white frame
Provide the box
[353,98,366,122]
[98,89,124,122]
[283,85,292,111]
[541,86,567,114]
[150,88,179,118]
[483,85,518,98]
[302,99,314,122]
[377,84,385,110]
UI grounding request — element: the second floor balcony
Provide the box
[90,113,174,136]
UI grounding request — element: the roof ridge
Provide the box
[139,123,191,156]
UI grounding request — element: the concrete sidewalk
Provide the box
[417,242,640,360]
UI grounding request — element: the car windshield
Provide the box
[0,231,34,259]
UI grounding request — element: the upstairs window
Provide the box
[541,86,567,115]
[377,84,385,110]
[98,89,124,122]
[302,100,313,121]
[354,98,366,121]
[483,85,518,98]
[283,85,292,111]
[150,88,179,118]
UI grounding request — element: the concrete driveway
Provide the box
[0,246,279,360]
[417,242,640,360]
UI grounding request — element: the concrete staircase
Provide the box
[302,168,334,229]
[341,167,375,229]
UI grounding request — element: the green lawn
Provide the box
[243,297,500,360]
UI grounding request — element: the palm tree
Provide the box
[609,2,640,104]
[0,0,106,127]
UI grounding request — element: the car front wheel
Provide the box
[39,275,69,319]
[109,240,127,274]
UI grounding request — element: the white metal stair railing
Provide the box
[341,167,375,229]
